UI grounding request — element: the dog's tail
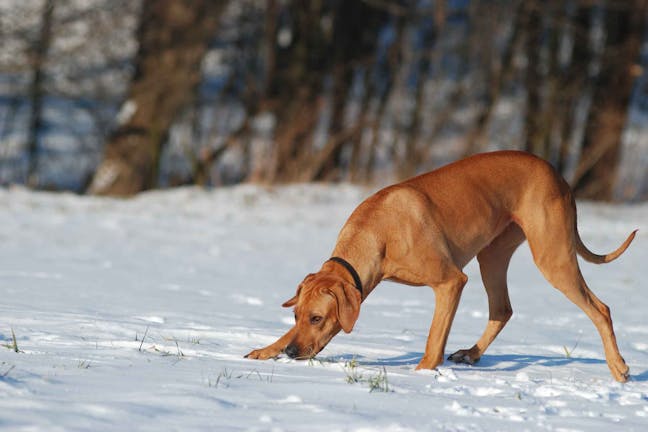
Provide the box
[575,228,637,264]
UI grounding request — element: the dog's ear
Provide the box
[281,293,299,308]
[329,282,361,333]
[282,273,315,307]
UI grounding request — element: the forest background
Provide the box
[0,0,647,201]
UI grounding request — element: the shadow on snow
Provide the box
[323,351,610,372]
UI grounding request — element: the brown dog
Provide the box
[245,151,637,382]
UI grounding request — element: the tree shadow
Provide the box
[0,373,20,386]
[324,352,422,366]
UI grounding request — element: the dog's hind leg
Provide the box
[523,198,629,382]
[449,223,526,365]
[539,262,628,382]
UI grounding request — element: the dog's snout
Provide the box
[284,344,299,359]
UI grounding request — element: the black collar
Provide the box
[328,257,363,298]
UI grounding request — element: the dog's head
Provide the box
[281,272,361,359]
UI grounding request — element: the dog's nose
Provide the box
[284,344,299,359]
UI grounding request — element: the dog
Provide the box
[245,151,637,382]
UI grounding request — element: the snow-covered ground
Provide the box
[0,184,646,431]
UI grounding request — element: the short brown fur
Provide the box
[245,151,637,382]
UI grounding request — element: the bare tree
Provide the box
[26,0,54,187]
[573,0,648,200]
[462,0,525,157]
[522,0,544,157]
[551,1,592,175]
[88,0,226,196]
[1,0,646,200]
[308,0,389,181]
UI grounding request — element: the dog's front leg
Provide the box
[416,272,467,370]
[245,326,297,360]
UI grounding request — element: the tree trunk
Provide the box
[358,16,405,183]
[26,0,55,188]
[523,1,544,157]
[399,1,446,179]
[554,2,592,176]
[572,0,647,200]
[462,1,525,157]
[261,0,328,183]
[88,0,225,196]
[253,0,388,183]
[310,0,389,181]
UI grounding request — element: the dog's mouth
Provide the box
[285,339,336,360]
[284,328,340,360]
[284,344,318,360]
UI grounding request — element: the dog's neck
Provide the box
[328,257,363,297]
[325,232,384,302]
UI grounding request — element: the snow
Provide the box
[0,184,647,431]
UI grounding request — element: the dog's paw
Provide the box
[448,349,480,365]
[620,369,630,383]
[244,348,279,360]
[611,362,630,383]
[415,355,443,371]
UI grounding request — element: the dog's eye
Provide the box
[310,316,323,325]
[294,313,298,321]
